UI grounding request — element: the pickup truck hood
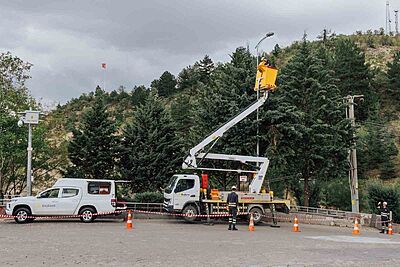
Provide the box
[12,196,36,202]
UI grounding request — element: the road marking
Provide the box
[306,235,400,244]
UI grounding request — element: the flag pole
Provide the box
[102,63,106,90]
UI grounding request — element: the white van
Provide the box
[6,178,123,224]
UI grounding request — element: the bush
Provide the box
[320,178,351,211]
[366,180,400,222]
[132,191,164,203]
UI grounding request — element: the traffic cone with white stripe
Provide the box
[352,218,359,235]
[126,210,133,230]
[248,213,255,231]
[293,215,299,232]
[388,223,393,235]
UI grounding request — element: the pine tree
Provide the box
[196,55,214,84]
[272,40,352,206]
[333,39,377,120]
[130,85,149,106]
[359,120,398,179]
[150,71,177,97]
[170,93,194,150]
[67,89,117,179]
[387,51,400,102]
[119,93,182,192]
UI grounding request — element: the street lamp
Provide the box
[254,32,274,161]
[17,108,43,196]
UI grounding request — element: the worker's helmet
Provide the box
[383,201,388,205]
[231,185,237,191]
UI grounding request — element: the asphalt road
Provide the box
[1,218,400,267]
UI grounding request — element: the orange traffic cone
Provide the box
[293,215,299,232]
[388,223,393,235]
[352,218,360,235]
[248,213,255,231]
[126,210,133,230]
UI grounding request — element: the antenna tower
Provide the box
[387,1,392,34]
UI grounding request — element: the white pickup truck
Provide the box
[6,178,121,223]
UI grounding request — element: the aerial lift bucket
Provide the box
[254,64,278,91]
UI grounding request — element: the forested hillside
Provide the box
[2,30,400,216]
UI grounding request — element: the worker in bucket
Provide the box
[377,201,390,233]
[227,185,239,231]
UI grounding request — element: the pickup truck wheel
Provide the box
[248,207,263,225]
[182,205,198,223]
[79,207,96,223]
[14,207,31,224]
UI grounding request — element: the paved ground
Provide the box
[1,218,400,267]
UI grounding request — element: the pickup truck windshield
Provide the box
[164,176,178,194]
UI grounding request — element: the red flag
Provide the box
[101,63,106,69]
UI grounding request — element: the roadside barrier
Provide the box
[0,210,126,220]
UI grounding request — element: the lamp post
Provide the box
[255,32,274,161]
[18,108,42,196]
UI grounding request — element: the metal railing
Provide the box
[119,202,164,212]
[291,205,363,219]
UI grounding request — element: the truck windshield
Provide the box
[164,176,178,194]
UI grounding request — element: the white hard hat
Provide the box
[231,185,237,190]
[383,201,388,205]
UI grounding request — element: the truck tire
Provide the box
[79,207,97,223]
[14,207,32,224]
[182,204,198,223]
[249,207,263,225]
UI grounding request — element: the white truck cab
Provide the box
[163,174,200,214]
[6,178,119,224]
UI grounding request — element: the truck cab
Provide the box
[6,178,119,224]
[163,174,200,214]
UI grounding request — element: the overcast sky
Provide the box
[0,0,394,106]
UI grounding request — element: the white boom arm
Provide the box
[182,92,270,193]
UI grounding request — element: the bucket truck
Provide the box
[163,59,289,224]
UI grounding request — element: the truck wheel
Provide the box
[79,207,96,223]
[249,207,263,225]
[14,207,32,224]
[182,205,198,223]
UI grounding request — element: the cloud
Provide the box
[0,0,389,105]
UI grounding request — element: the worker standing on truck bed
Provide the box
[227,186,239,231]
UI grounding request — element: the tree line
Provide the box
[2,33,400,212]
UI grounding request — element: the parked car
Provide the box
[6,178,123,223]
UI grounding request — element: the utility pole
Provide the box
[18,109,42,196]
[254,32,274,163]
[395,10,399,35]
[345,95,363,213]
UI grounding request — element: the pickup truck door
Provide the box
[34,188,61,215]
[58,187,82,215]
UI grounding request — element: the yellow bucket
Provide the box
[254,65,278,91]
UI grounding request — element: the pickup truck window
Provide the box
[62,188,79,198]
[39,188,60,198]
[88,182,111,195]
